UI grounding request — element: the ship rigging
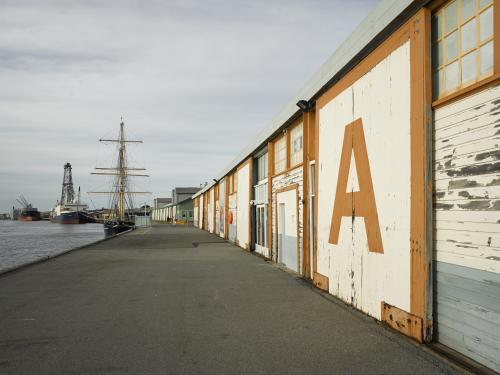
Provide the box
[89,119,150,235]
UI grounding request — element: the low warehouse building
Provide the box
[189,0,500,371]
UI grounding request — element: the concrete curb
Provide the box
[0,227,135,277]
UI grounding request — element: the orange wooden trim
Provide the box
[248,157,253,252]
[296,186,300,273]
[286,127,291,171]
[410,9,432,339]
[212,186,216,234]
[271,163,304,179]
[224,178,229,240]
[381,302,423,343]
[432,73,500,108]
[274,183,300,270]
[313,272,329,291]
[267,141,274,259]
[302,112,310,278]
[275,183,299,195]
[317,23,410,109]
[495,0,500,74]
[313,102,320,277]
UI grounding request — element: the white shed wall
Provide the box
[316,41,411,319]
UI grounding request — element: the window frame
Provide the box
[274,134,287,175]
[431,0,495,101]
[290,122,304,167]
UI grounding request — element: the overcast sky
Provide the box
[0,0,378,213]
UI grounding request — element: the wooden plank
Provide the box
[434,137,500,163]
[381,302,423,343]
[313,272,328,291]
[434,209,500,223]
[410,8,432,329]
[434,220,500,233]
[434,183,500,199]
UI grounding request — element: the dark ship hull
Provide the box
[51,211,95,224]
[104,220,134,237]
[18,209,41,222]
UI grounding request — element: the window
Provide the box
[290,123,303,167]
[432,0,494,99]
[274,135,287,174]
[229,174,234,194]
[256,205,267,248]
[257,152,268,182]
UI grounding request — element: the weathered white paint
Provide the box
[254,180,269,257]
[316,41,411,319]
[208,188,215,233]
[199,195,204,229]
[228,192,237,242]
[219,178,226,238]
[277,188,298,272]
[271,167,304,271]
[194,200,199,227]
[434,84,500,274]
[433,85,500,372]
[237,164,250,249]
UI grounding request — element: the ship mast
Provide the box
[89,119,150,222]
[118,121,126,221]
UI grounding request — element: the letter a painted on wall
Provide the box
[328,118,383,253]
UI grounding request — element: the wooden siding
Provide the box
[433,83,500,371]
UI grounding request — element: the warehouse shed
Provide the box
[187,0,500,371]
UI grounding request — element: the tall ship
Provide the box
[89,119,150,236]
[51,163,93,224]
[15,195,41,221]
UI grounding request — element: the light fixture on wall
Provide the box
[296,99,310,111]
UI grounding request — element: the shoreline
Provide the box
[0,227,134,277]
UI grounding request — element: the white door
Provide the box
[277,189,298,272]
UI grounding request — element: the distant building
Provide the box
[171,187,200,204]
[152,187,201,224]
[153,198,172,209]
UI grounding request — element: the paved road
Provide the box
[0,225,462,374]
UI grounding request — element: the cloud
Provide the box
[0,0,378,212]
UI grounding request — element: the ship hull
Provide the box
[18,215,41,222]
[18,209,41,222]
[51,211,93,224]
[104,220,134,236]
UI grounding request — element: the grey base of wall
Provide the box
[430,343,498,375]
[0,228,134,277]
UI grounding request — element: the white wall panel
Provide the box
[317,41,411,319]
[237,164,250,249]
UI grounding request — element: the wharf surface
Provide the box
[0,225,462,374]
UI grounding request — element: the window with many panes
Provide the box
[432,0,494,99]
[274,135,287,174]
[257,152,268,182]
[290,123,303,167]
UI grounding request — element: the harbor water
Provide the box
[0,220,105,273]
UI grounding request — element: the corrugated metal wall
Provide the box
[433,83,500,372]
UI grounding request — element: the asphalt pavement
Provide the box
[0,225,464,374]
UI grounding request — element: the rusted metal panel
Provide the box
[433,84,500,372]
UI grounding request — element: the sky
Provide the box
[0,0,379,213]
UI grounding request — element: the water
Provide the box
[0,220,105,273]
